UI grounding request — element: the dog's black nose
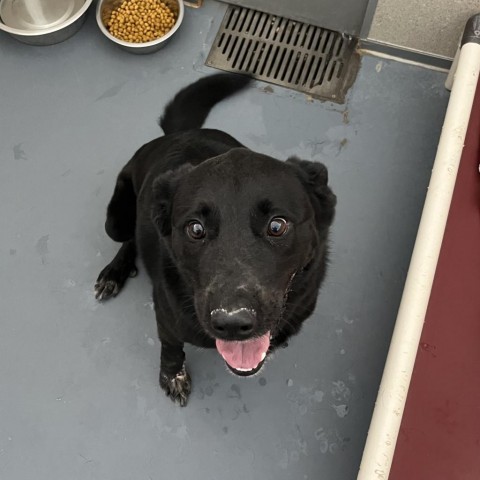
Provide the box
[210,308,256,339]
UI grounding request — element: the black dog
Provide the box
[95,74,336,406]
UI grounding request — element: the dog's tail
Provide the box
[159,73,251,135]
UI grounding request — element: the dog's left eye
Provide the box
[186,221,206,240]
[267,217,288,237]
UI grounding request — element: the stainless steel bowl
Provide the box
[0,0,93,46]
[96,0,184,54]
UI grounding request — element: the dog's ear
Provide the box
[286,156,336,228]
[151,163,195,236]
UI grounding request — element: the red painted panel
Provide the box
[389,81,480,479]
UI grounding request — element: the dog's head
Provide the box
[152,148,336,375]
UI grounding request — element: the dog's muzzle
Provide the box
[210,308,270,376]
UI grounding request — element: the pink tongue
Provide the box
[216,333,270,370]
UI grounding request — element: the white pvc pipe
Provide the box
[358,41,480,480]
[445,43,461,91]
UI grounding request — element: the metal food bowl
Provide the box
[96,0,184,54]
[0,0,94,46]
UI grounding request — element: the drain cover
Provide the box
[206,6,359,103]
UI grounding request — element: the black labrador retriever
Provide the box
[95,74,336,406]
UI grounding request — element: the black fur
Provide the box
[95,73,336,406]
[160,73,251,134]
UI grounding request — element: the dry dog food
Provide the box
[107,0,176,43]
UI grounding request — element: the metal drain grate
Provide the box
[206,6,359,103]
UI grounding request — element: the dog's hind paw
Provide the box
[160,365,191,407]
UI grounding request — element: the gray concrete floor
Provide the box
[0,2,450,479]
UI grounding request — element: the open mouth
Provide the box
[215,332,270,376]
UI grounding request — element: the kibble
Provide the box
[107,0,177,43]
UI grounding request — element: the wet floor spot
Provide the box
[95,83,126,102]
[13,143,27,161]
[299,404,307,416]
[332,404,349,418]
[228,384,241,399]
[331,380,351,402]
[36,235,49,256]
[205,386,214,396]
[313,390,324,402]
[36,235,50,264]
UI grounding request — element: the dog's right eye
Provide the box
[186,221,206,240]
[267,217,289,237]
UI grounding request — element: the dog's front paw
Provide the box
[160,364,191,407]
[94,264,137,301]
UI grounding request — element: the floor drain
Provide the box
[206,6,359,103]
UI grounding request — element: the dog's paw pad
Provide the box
[160,365,191,407]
